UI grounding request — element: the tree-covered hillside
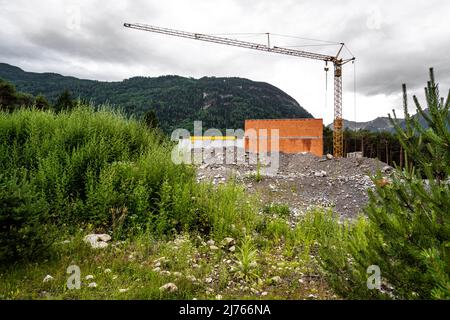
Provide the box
[0,63,312,133]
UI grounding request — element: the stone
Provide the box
[104,268,112,273]
[88,282,97,288]
[83,234,111,249]
[223,237,236,246]
[85,275,94,280]
[270,276,282,284]
[186,275,197,282]
[314,170,327,177]
[383,165,393,174]
[209,245,219,250]
[159,283,178,293]
[119,288,129,293]
[43,275,54,283]
[205,277,213,284]
[326,153,334,160]
[229,246,236,252]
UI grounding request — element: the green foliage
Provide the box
[0,63,313,133]
[143,109,159,130]
[0,78,34,111]
[233,235,259,281]
[262,203,291,219]
[0,106,262,264]
[319,68,450,299]
[0,176,55,263]
[34,94,51,110]
[54,89,75,112]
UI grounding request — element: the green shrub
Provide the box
[262,203,291,218]
[0,106,260,259]
[0,176,54,263]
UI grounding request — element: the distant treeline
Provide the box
[0,78,76,113]
[324,126,404,167]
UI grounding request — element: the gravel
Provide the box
[196,151,392,219]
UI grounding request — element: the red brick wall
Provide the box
[244,119,323,156]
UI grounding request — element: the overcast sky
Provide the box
[1,0,449,124]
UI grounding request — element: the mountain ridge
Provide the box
[0,62,313,133]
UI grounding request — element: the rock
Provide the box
[104,268,112,273]
[83,234,111,249]
[270,276,282,284]
[85,275,94,280]
[88,282,97,288]
[209,245,219,250]
[119,288,129,293]
[383,165,393,174]
[314,170,327,177]
[223,237,236,246]
[186,275,197,282]
[206,239,215,246]
[159,283,178,293]
[205,277,213,284]
[229,245,236,252]
[261,291,268,296]
[152,267,161,273]
[160,270,171,276]
[326,153,334,160]
[43,275,54,283]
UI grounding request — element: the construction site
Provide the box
[123,23,393,220]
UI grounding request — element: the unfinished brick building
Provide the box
[244,119,323,156]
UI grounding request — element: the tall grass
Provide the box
[0,106,259,262]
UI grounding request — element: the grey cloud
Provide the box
[0,0,449,122]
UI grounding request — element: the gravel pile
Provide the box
[196,151,392,219]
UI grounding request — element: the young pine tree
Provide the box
[319,68,450,299]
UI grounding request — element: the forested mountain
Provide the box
[327,117,400,132]
[0,63,312,133]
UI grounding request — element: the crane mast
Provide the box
[124,22,355,157]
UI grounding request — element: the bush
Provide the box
[0,106,261,263]
[319,68,450,299]
[0,176,54,263]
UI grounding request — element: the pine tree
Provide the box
[365,68,449,299]
[54,89,75,112]
[319,68,450,299]
[34,94,51,110]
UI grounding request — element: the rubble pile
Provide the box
[196,151,392,218]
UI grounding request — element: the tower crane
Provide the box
[123,22,355,157]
